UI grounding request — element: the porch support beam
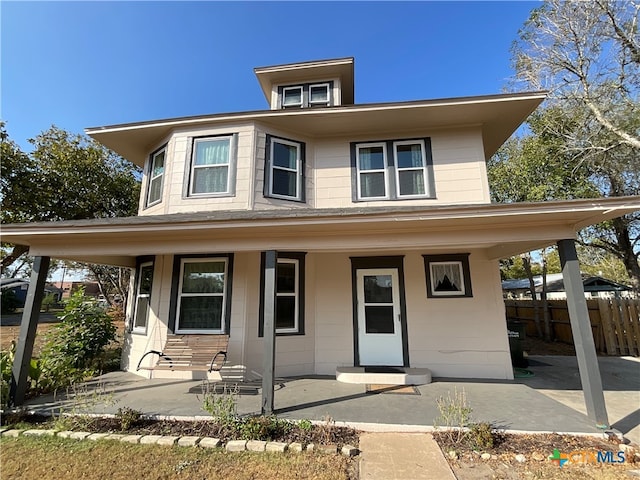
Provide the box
[10,255,50,406]
[557,239,609,428]
[261,250,277,415]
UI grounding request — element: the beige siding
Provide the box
[313,127,490,209]
[123,248,512,380]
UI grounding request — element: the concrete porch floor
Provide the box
[22,356,640,444]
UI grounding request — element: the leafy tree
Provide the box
[498,0,640,290]
[1,124,141,295]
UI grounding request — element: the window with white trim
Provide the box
[352,138,433,201]
[279,82,332,108]
[356,143,389,200]
[259,252,306,336]
[132,261,154,333]
[146,148,165,206]
[266,136,304,201]
[176,258,228,333]
[188,136,235,196]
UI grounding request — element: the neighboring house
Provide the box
[57,281,101,299]
[0,278,62,308]
[4,58,639,417]
[503,273,633,300]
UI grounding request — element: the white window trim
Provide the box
[189,136,233,196]
[132,261,153,334]
[268,137,303,201]
[282,86,303,107]
[176,257,227,334]
[393,139,429,198]
[146,148,165,207]
[308,82,330,106]
[276,258,299,334]
[356,142,389,200]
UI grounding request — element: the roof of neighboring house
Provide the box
[85,91,547,167]
[0,278,28,289]
[502,273,632,292]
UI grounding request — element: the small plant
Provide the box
[467,422,495,450]
[200,382,239,427]
[297,418,313,431]
[317,415,336,445]
[52,380,115,431]
[237,415,293,441]
[433,387,473,445]
[115,406,142,431]
[41,293,58,312]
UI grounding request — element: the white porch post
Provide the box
[557,239,609,428]
[10,255,50,406]
[262,250,277,415]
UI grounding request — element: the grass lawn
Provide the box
[1,436,355,480]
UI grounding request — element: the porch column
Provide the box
[557,239,609,428]
[10,255,50,406]
[262,250,277,415]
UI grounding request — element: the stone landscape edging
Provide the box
[0,426,359,457]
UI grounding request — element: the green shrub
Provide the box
[1,288,20,314]
[433,387,473,445]
[38,289,117,390]
[467,422,495,450]
[238,415,293,441]
[115,406,143,431]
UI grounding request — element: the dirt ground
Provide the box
[435,431,639,479]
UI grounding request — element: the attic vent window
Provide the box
[309,83,330,106]
[279,82,333,108]
[282,86,303,107]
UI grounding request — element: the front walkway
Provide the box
[25,356,637,439]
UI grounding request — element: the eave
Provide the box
[85,91,547,168]
[3,197,638,267]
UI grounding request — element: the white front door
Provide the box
[356,268,404,366]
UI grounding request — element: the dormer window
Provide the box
[309,83,330,106]
[282,86,303,107]
[279,82,333,109]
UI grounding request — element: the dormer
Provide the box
[254,57,355,110]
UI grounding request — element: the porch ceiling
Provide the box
[3,197,638,267]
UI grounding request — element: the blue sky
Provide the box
[2,1,538,152]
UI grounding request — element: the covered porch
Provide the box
[5,196,640,430]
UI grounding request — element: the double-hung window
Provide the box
[132,261,154,333]
[188,136,235,196]
[266,136,304,201]
[146,147,166,206]
[259,252,306,336]
[175,257,229,333]
[353,138,433,201]
[356,143,389,200]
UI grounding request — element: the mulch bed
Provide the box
[2,412,359,448]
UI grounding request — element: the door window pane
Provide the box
[365,306,395,333]
[364,275,393,303]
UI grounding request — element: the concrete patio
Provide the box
[22,355,640,444]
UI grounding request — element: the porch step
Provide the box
[336,367,432,385]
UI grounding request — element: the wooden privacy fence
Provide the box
[504,298,640,356]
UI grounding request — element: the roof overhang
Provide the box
[254,57,355,105]
[85,91,546,168]
[3,197,638,267]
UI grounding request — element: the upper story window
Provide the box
[187,135,237,197]
[146,147,166,207]
[265,135,305,202]
[279,82,332,109]
[352,138,434,201]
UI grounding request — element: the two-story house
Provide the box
[6,58,638,422]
